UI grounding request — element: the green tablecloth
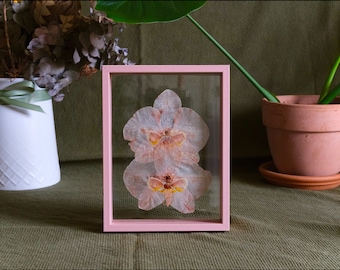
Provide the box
[1,159,339,269]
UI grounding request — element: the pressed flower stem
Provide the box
[186,14,280,103]
[318,53,340,103]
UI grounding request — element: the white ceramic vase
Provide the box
[0,78,60,190]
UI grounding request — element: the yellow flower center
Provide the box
[147,130,186,147]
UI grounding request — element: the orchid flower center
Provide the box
[147,174,188,206]
[147,129,186,147]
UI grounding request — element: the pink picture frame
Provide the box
[102,65,230,232]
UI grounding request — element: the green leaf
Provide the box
[95,0,206,23]
[318,83,340,104]
[318,53,340,103]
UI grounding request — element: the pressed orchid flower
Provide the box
[123,159,212,214]
[123,89,209,171]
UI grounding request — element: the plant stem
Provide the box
[318,52,340,103]
[186,14,279,103]
[2,0,15,72]
[318,83,340,104]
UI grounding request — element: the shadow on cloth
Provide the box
[0,160,103,233]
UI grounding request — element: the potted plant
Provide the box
[187,7,340,189]
[0,0,133,102]
[94,1,340,189]
[0,0,204,191]
[0,0,133,190]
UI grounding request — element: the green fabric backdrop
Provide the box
[1,2,340,269]
[54,1,340,161]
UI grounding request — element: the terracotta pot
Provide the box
[262,95,340,177]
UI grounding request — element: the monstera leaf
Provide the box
[95,0,206,23]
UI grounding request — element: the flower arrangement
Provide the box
[123,89,212,213]
[0,0,133,103]
[94,0,340,105]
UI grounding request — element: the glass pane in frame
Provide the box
[103,65,230,232]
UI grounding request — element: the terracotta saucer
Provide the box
[258,161,340,190]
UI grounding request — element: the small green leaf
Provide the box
[95,0,206,24]
[318,83,340,104]
[319,53,340,103]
